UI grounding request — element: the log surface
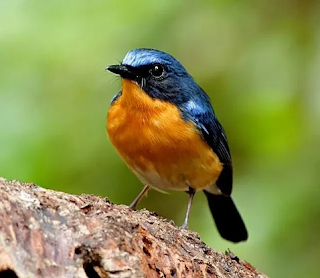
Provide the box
[0,177,268,278]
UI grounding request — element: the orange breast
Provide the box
[107,80,223,192]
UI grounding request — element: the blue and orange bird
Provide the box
[106,48,248,243]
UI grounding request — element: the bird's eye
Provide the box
[150,64,164,77]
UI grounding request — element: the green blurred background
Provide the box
[1,1,319,277]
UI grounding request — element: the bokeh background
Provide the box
[1,1,320,277]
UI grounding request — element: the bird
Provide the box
[106,48,248,243]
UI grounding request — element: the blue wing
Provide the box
[110,91,122,105]
[180,96,233,196]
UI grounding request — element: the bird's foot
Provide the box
[179,220,188,230]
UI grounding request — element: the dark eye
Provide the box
[150,64,164,77]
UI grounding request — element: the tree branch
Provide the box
[0,177,267,278]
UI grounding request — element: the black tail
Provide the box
[204,191,248,243]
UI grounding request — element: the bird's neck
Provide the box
[120,79,167,112]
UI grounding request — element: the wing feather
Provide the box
[181,97,233,195]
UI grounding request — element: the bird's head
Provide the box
[107,48,198,105]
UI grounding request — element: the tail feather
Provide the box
[204,191,248,243]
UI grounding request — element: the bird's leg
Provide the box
[130,185,150,210]
[180,187,196,229]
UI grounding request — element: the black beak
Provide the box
[106,64,137,80]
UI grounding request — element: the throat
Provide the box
[121,79,164,111]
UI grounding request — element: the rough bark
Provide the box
[0,177,267,278]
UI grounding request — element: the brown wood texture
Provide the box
[0,178,268,278]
